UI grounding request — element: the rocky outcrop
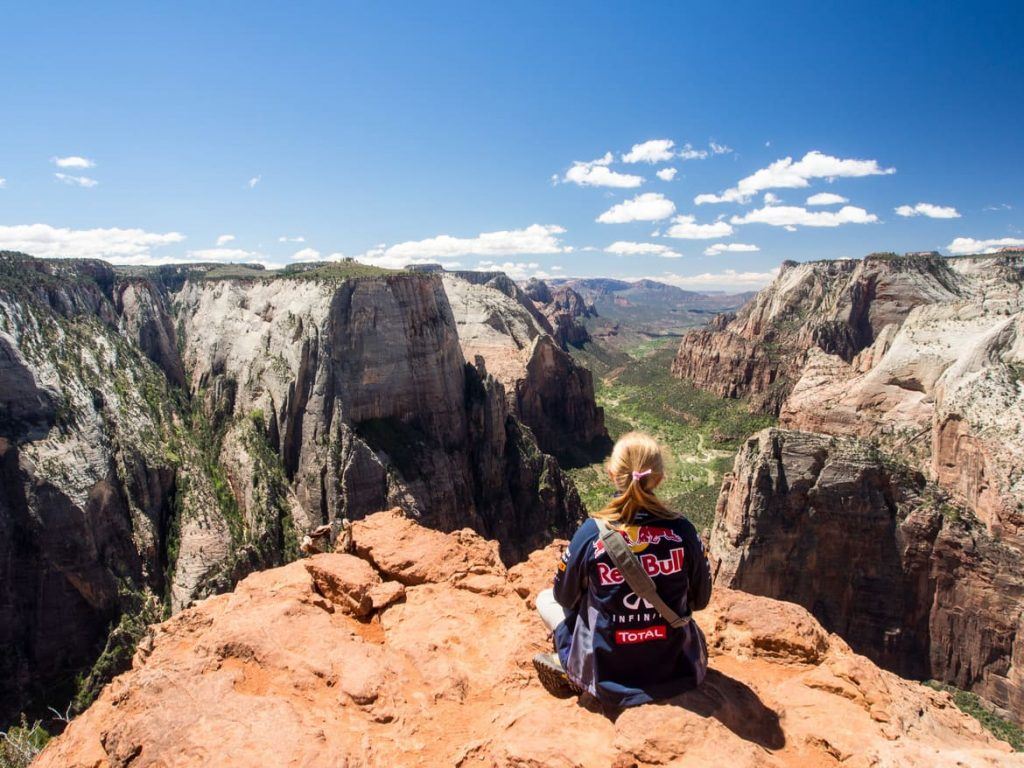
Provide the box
[442,272,609,463]
[515,335,610,463]
[711,428,1024,722]
[35,509,1021,767]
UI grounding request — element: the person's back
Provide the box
[533,431,712,709]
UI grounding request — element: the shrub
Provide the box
[0,716,50,768]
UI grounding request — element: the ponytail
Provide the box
[592,431,679,527]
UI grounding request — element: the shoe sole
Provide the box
[533,655,576,697]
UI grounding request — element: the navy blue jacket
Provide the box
[552,511,712,708]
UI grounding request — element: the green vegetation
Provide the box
[71,586,165,713]
[925,681,1024,751]
[281,261,395,282]
[568,337,774,532]
[0,715,50,768]
[199,261,396,283]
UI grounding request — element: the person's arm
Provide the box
[553,519,595,612]
[686,523,712,612]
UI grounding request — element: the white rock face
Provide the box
[442,272,609,461]
[172,271,584,572]
[441,272,542,393]
[781,256,1024,536]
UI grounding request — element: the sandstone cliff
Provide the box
[174,268,585,573]
[0,253,185,721]
[0,254,587,723]
[711,429,1024,721]
[674,251,1024,546]
[681,251,1024,721]
[671,254,981,412]
[523,278,597,348]
[34,509,1021,767]
[442,271,609,464]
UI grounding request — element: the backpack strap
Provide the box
[595,519,690,629]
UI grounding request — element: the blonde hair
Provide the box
[592,431,679,526]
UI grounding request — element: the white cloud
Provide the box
[278,235,306,243]
[763,192,780,205]
[709,142,732,155]
[695,150,895,204]
[596,193,675,224]
[622,140,676,164]
[356,246,462,270]
[291,247,321,262]
[357,224,568,270]
[731,204,878,228]
[656,167,678,182]
[248,175,262,188]
[216,234,235,246]
[474,260,556,280]
[52,156,95,169]
[605,241,682,258]
[895,202,960,219]
[0,223,184,262]
[54,173,98,188]
[806,192,848,206]
[984,203,1013,212]
[704,243,760,256]
[646,267,780,291]
[946,237,1024,255]
[678,143,708,161]
[563,152,643,188]
[0,178,5,188]
[664,214,733,239]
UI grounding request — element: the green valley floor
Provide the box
[567,337,773,533]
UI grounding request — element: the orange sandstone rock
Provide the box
[35,512,1022,768]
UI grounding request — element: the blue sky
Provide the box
[1,1,1022,290]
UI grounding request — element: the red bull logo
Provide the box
[597,547,685,586]
[593,525,682,556]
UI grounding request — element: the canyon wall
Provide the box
[711,429,1024,717]
[0,254,588,722]
[0,254,185,720]
[686,251,1024,719]
[442,271,609,464]
[675,251,1024,527]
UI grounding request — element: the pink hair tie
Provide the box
[631,469,652,482]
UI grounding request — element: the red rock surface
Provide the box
[34,510,1020,767]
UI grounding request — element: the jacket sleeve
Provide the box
[552,519,594,612]
[686,524,712,612]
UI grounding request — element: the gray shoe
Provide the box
[532,652,577,697]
